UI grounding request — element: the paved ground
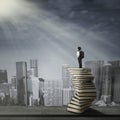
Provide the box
[0,117,120,120]
[0,106,119,115]
[0,106,119,120]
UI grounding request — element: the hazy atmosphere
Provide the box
[0,0,120,80]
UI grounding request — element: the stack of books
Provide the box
[67,68,96,114]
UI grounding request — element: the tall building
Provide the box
[101,64,112,104]
[0,83,12,105]
[62,88,74,106]
[108,61,120,103]
[0,70,8,83]
[39,78,45,91]
[112,67,120,103]
[39,78,45,106]
[11,76,17,89]
[30,59,38,77]
[10,76,17,105]
[27,65,40,106]
[16,62,28,106]
[85,61,104,101]
[10,87,17,104]
[44,80,62,106]
[0,83,12,96]
[108,61,120,67]
[28,75,40,106]
[62,64,74,105]
[62,64,71,88]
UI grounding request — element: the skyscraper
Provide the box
[10,76,17,105]
[16,62,28,106]
[0,83,12,96]
[0,83,12,105]
[0,70,8,83]
[62,64,74,105]
[10,87,17,104]
[108,61,120,103]
[62,88,74,106]
[39,78,45,106]
[85,61,104,101]
[11,76,17,89]
[108,61,120,67]
[101,64,112,104]
[44,80,62,106]
[30,59,38,77]
[28,75,40,106]
[62,64,71,88]
[112,67,120,103]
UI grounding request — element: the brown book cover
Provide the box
[76,89,96,93]
[70,100,92,106]
[68,103,91,110]
[72,97,93,103]
[76,92,96,97]
[74,94,96,100]
[67,104,90,113]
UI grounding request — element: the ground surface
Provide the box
[0,106,119,115]
[0,106,119,120]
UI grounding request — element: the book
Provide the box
[72,78,94,82]
[72,81,93,85]
[76,92,96,97]
[70,100,92,106]
[74,86,95,90]
[72,80,93,85]
[74,94,96,100]
[67,68,96,113]
[67,105,90,113]
[75,89,96,93]
[68,68,91,74]
[68,103,91,110]
[73,84,95,88]
[72,77,93,80]
[72,75,94,79]
[72,97,93,103]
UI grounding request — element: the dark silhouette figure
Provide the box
[76,47,84,68]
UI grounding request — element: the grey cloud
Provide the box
[0,0,120,80]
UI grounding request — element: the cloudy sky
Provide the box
[0,0,120,81]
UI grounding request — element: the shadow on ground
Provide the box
[82,108,104,115]
[67,108,104,116]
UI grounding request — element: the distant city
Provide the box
[0,59,120,107]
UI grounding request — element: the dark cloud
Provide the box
[28,0,120,10]
[94,0,120,9]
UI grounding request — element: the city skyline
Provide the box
[1,59,120,82]
[0,59,120,106]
